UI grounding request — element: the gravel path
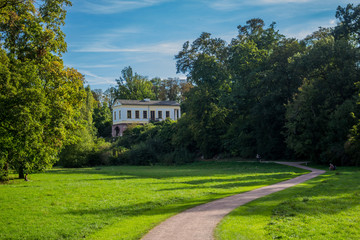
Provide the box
[141,162,325,240]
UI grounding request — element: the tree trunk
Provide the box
[18,167,24,179]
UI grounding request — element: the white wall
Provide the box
[113,105,181,124]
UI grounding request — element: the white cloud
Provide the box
[77,64,117,69]
[78,69,115,85]
[329,19,337,25]
[74,41,184,55]
[282,18,338,40]
[208,0,299,10]
[206,0,342,11]
[76,0,172,14]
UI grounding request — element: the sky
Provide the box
[62,0,360,90]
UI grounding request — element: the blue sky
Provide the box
[62,0,359,90]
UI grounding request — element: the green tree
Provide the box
[0,0,86,179]
[284,37,360,164]
[223,20,297,159]
[175,32,230,158]
[115,66,155,100]
[334,3,360,42]
[150,77,162,100]
[59,86,96,167]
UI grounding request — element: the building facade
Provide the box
[112,99,181,137]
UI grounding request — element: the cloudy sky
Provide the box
[62,0,359,90]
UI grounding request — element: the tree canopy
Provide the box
[0,0,87,179]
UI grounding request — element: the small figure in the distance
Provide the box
[256,154,261,162]
[329,163,336,171]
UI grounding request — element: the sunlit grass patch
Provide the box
[0,161,306,240]
[215,166,360,240]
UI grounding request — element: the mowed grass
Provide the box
[215,165,360,240]
[0,161,307,240]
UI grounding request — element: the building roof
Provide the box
[115,99,180,106]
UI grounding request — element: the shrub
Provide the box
[87,140,112,166]
[159,148,195,165]
[123,141,158,165]
[0,158,9,182]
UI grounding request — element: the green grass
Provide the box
[0,161,306,240]
[215,165,360,240]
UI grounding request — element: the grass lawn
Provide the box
[215,165,360,240]
[0,161,306,240]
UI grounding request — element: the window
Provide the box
[166,111,170,118]
[114,111,116,120]
[150,111,155,120]
[127,110,132,119]
[135,110,140,119]
[143,111,148,119]
[158,111,162,119]
[119,111,121,119]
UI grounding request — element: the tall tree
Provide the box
[59,86,96,167]
[175,32,230,158]
[284,37,360,164]
[0,0,86,179]
[334,3,360,42]
[92,89,112,138]
[115,66,155,100]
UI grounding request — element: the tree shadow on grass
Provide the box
[47,162,307,180]
[226,170,360,218]
[64,198,222,218]
[156,173,302,191]
[79,176,139,181]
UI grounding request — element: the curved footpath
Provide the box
[141,162,325,240]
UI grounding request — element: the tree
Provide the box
[175,32,230,158]
[223,20,298,159]
[284,37,360,164]
[115,66,155,100]
[59,86,96,167]
[150,77,162,100]
[334,3,360,42]
[0,0,87,179]
[91,89,112,138]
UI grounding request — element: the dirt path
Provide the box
[141,162,325,240]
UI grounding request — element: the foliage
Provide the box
[92,91,112,139]
[58,86,114,168]
[113,120,187,165]
[115,66,155,100]
[284,37,360,164]
[167,4,360,164]
[0,0,89,178]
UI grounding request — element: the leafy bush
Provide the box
[87,139,112,166]
[112,119,196,166]
[0,158,9,181]
[122,141,158,165]
[159,148,195,165]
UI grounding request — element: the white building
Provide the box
[112,99,181,137]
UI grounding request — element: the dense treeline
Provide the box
[0,1,191,179]
[1,2,360,181]
[113,3,360,166]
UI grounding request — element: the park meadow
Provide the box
[1,161,360,239]
[2,1,360,240]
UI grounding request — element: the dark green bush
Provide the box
[159,148,195,165]
[87,140,112,166]
[123,141,158,165]
[112,119,196,166]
